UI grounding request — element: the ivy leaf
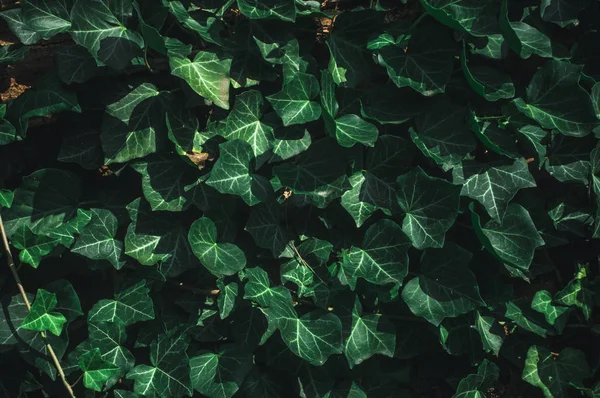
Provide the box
[170,51,232,110]
[79,348,120,392]
[237,0,296,22]
[531,290,570,334]
[245,201,293,258]
[402,243,485,326]
[555,265,594,320]
[88,321,135,382]
[540,0,588,27]
[217,281,239,319]
[189,345,253,398]
[11,225,60,268]
[124,198,199,277]
[474,311,504,356]
[267,73,322,126]
[0,189,13,209]
[341,173,379,228]
[499,0,552,59]
[126,329,193,397]
[72,209,123,269]
[513,60,598,137]
[360,85,424,125]
[396,167,461,249]
[188,217,247,277]
[206,140,271,206]
[461,46,515,102]
[545,135,593,184]
[505,300,552,337]
[221,90,274,158]
[2,169,81,237]
[523,346,590,398]
[0,10,43,45]
[270,125,311,163]
[70,0,143,68]
[376,21,456,95]
[334,114,378,148]
[342,219,411,288]
[58,129,103,170]
[409,99,475,171]
[88,280,154,326]
[22,289,67,336]
[101,83,166,164]
[422,0,499,37]
[344,297,395,368]
[460,158,536,222]
[453,359,499,398]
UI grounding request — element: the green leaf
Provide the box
[217,281,239,319]
[453,359,499,398]
[471,203,544,272]
[270,125,311,163]
[0,189,13,209]
[221,90,274,157]
[555,265,594,320]
[409,100,475,171]
[377,21,456,95]
[344,297,395,368]
[460,158,536,222]
[540,0,588,27]
[189,345,252,398]
[396,167,461,249]
[342,219,410,288]
[2,169,81,237]
[72,208,124,269]
[470,34,507,60]
[58,129,103,170]
[512,61,598,136]
[101,83,166,164]
[79,348,120,392]
[341,173,379,228]
[55,44,101,85]
[11,225,59,268]
[470,115,519,159]
[189,217,246,277]
[245,201,293,258]
[531,290,570,334]
[267,73,321,126]
[402,243,484,326]
[88,280,155,326]
[0,10,43,45]
[505,300,552,337]
[422,0,499,36]
[21,0,71,39]
[0,44,28,64]
[474,311,504,356]
[70,0,143,68]
[360,85,424,125]
[124,198,199,277]
[461,46,515,102]
[334,114,378,148]
[22,289,67,336]
[523,346,590,398]
[127,329,193,397]
[517,125,547,168]
[131,154,201,212]
[237,0,296,22]
[88,321,135,379]
[170,51,232,110]
[163,1,224,46]
[43,209,92,247]
[206,140,271,206]
[545,134,593,184]
[499,0,552,59]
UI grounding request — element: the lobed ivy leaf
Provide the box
[267,73,322,126]
[79,348,120,392]
[402,243,485,326]
[499,0,552,59]
[237,0,296,22]
[22,289,67,336]
[453,359,499,398]
[88,321,135,382]
[72,208,124,269]
[88,280,154,326]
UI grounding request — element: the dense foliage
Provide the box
[1,0,600,397]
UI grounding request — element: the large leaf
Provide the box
[170,51,232,110]
[2,169,81,237]
[101,83,166,164]
[513,60,598,137]
[72,208,123,269]
[402,243,484,326]
[460,159,536,222]
[396,167,461,249]
[127,329,193,397]
[471,203,544,272]
[334,114,378,148]
[540,0,588,27]
[206,139,270,206]
[237,0,296,22]
[189,345,252,398]
[523,346,590,398]
[341,219,410,288]
[88,321,135,381]
[22,289,67,336]
[422,0,499,36]
[453,360,499,398]
[88,280,154,326]
[188,217,246,277]
[499,0,552,59]
[377,21,456,95]
[267,73,322,126]
[21,0,71,39]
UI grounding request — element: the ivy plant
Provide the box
[1,0,600,397]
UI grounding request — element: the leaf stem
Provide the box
[0,214,76,398]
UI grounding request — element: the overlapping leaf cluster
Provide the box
[1,0,600,397]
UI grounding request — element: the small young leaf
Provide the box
[22,289,67,336]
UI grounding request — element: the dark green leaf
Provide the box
[88,280,154,326]
[72,208,124,269]
[267,73,321,126]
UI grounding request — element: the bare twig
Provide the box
[0,214,76,398]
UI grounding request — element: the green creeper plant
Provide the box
[1,0,600,397]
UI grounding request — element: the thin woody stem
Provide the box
[0,214,76,398]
